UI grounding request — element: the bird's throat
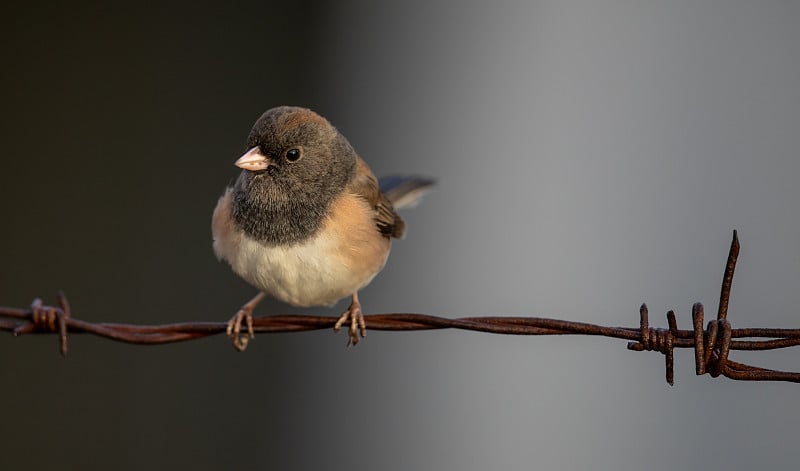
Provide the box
[231,181,328,246]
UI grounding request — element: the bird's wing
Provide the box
[348,156,406,239]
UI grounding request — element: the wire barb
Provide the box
[2,230,799,384]
[626,305,677,385]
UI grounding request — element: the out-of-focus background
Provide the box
[2,1,799,469]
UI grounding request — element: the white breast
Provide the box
[222,229,370,306]
[212,189,390,307]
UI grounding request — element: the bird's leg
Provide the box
[334,292,366,346]
[227,292,266,352]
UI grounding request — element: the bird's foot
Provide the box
[334,294,366,346]
[227,292,265,352]
[227,309,254,351]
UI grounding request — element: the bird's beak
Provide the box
[235,147,270,171]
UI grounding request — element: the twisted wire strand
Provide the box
[2,231,799,384]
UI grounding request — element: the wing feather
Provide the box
[347,156,405,239]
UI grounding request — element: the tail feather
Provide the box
[379,176,436,210]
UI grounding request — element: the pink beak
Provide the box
[234,147,270,171]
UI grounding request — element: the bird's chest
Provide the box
[214,190,390,307]
[231,234,358,306]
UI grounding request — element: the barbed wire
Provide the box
[2,230,799,385]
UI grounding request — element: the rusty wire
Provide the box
[2,230,799,385]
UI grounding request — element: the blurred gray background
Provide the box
[1,1,799,469]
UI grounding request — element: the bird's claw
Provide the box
[334,299,366,346]
[227,307,255,352]
[226,292,265,352]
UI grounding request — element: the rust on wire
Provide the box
[2,230,800,385]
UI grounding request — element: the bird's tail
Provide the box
[379,176,436,210]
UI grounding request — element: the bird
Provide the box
[212,106,434,350]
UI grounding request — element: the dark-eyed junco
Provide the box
[212,106,433,350]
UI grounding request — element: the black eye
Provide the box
[285,148,302,162]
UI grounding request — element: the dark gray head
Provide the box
[231,106,357,245]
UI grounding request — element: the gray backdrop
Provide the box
[1,1,798,470]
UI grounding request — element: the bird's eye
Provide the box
[285,148,302,162]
